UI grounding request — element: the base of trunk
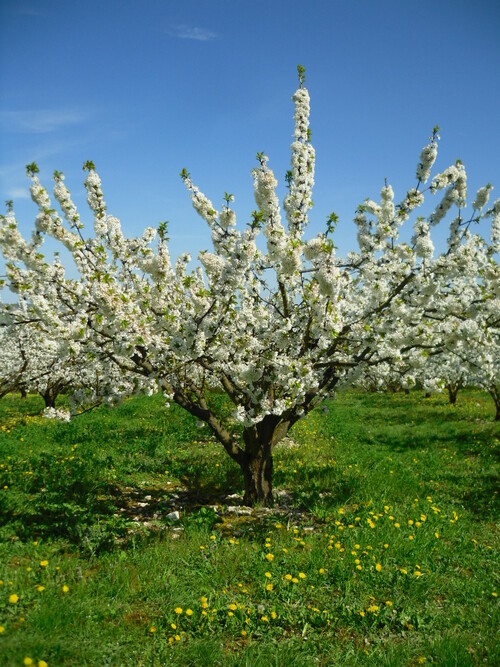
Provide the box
[241,453,274,507]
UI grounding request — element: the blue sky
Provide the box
[1,0,499,267]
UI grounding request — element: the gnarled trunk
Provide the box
[489,386,500,421]
[241,447,274,506]
[239,416,292,506]
[447,384,459,405]
[40,388,58,409]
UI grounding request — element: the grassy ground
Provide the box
[0,390,498,666]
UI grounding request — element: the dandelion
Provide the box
[292,577,299,583]
[38,662,48,667]
[149,626,156,633]
[394,522,400,528]
[0,626,4,633]
[23,659,33,666]
[9,593,19,604]
[40,560,48,567]
[265,572,272,578]
[37,585,45,592]
[414,571,422,577]
[271,611,277,619]
[386,600,393,606]
[298,572,306,579]
[492,592,498,597]
[319,568,325,574]
[185,608,193,616]
[62,585,69,593]
[229,603,237,611]
[375,563,382,572]
[261,615,269,622]
[266,583,273,591]
[170,623,176,629]
[241,629,247,637]
[285,574,292,581]
[265,553,274,562]
[174,607,183,615]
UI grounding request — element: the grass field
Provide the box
[0,389,498,666]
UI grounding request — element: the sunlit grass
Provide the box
[0,389,498,665]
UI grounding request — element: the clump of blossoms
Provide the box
[1,66,498,504]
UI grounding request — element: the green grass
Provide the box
[0,390,498,666]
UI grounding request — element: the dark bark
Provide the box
[241,448,274,506]
[489,387,500,421]
[238,416,293,506]
[40,388,58,409]
[447,385,459,405]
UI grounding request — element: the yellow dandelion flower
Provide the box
[149,626,156,633]
[271,611,277,619]
[229,603,238,611]
[0,626,4,633]
[375,563,382,572]
[171,623,176,630]
[62,585,69,593]
[284,574,292,581]
[23,659,33,666]
[37,585,45,592]
[356,565,362,570]
[228,611,234,617]
[386,600,393,606]
[175,635,181,641]
[9,594,19,604]
[261,616,269,622]
[292,577,299,583]
[241,629,247,637]
[265,572,272,578]
[414,570,422,577]
[38,661,48,667]
[319,568,325,574]
[265,553,274,562]
[394,522,400,528]
[266,583,273,591]
[40,560,48,567]
[359,610,365,617]
[174,607,183,614]
[492,592,498,597]
[185,609,193,616]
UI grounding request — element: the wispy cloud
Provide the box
[0,109,87,134]
[5,187,30,201]
[168,25,217,41]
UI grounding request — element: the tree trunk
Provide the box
[240,447,274,506]
[489,387,500,421]
[40,389,57,409]
[447,385,459,405]
[239,416,292,506]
